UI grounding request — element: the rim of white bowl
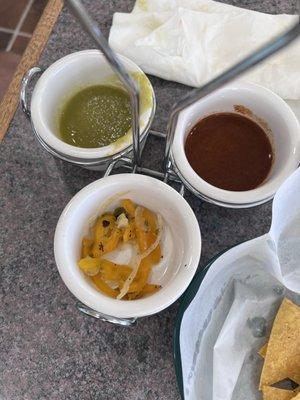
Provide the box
[54,174,201,318]
[31,50,155,160]
[171,81,300,206]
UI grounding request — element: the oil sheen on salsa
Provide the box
[185,112,273,191]
[59,85,132,148]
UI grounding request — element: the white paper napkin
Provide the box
[109,0,300,118]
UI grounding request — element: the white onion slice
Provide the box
[140,214,163,260]
[117,213,163,300]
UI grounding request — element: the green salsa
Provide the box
[59,85,132,148]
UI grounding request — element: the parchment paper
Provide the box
[179,167,300,400]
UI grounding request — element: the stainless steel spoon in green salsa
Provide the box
[59,85,132,148]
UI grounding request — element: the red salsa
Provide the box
[185,112,273,191]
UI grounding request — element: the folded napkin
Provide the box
[109,0,300,106]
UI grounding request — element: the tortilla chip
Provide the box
[259,298,300,388]
[259,342,268,358]
[262,386,298,400]
[291,394,300,400]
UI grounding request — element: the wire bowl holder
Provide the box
[20,0,300,325]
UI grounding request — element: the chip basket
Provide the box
[20,0,300,325]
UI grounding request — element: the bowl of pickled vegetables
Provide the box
[54,174,201,318]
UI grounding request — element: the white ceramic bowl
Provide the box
[30,50,155,165]
[172,81,300,208]
[54,174,201,318]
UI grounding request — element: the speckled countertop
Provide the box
[0,1,297,399]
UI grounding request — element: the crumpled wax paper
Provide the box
[109,0,300,119]
[179,168,300,400]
